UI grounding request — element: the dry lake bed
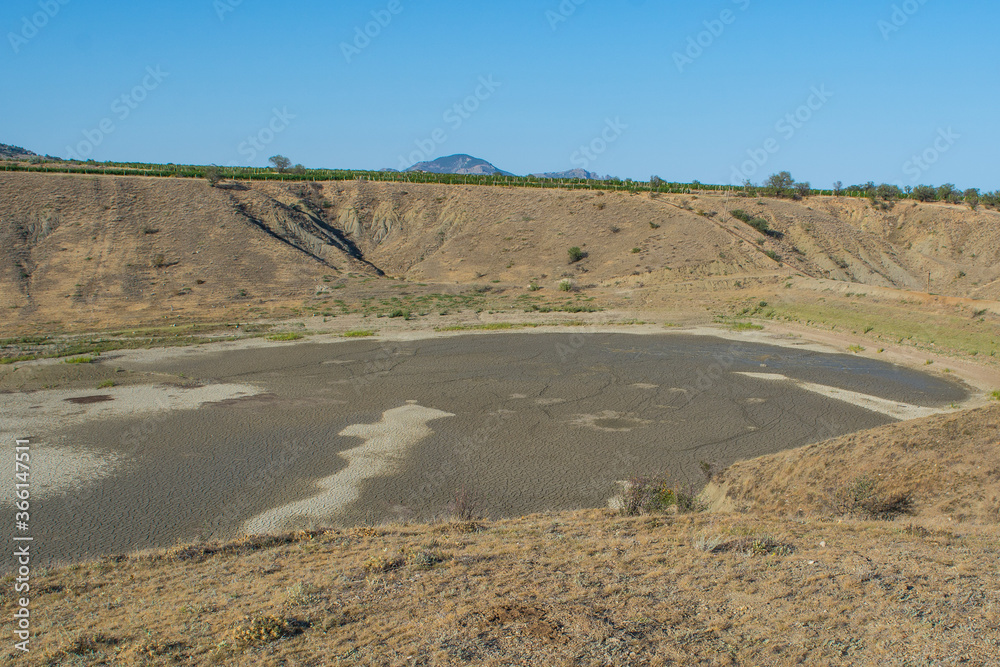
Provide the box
[0,331,969,566]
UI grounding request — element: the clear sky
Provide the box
[3,0,997,189]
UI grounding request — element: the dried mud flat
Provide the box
[0,328,972,567]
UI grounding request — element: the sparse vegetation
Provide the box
[832,475,914,520]
[567,246,585,264]
[230,614,299,648]
[342,329,376,338]
[63,355,97,364]
[267,332,304,341]
[619,473,705,516]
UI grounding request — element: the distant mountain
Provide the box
[0,143,38,160]
[406,154,515,177]
[533,168,605,180]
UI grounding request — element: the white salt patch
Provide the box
[734,372,945,420]
[241,403,454,535]
[0,383,262,501]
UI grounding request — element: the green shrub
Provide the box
[620,474,705,516]
[558,279,573,292]
[730,322,763,332]
[342,329,375,338]
[267,332,304,341]
[97,380,115,389]
[730,209,752,223]
[748,217,770,234]
[832,475,914,520]
[567,247,585,264]
[64,356,96,364]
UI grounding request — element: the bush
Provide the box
[231,615,298,648]
[558,279,573,292]
[730,209,752,223]
[747,217,770,234]
[267,332,304,341]
[448,486,480,521]
[204,165,222,187]
[832,475,914,520]
[567,246,586,264]
[620,473,705,516]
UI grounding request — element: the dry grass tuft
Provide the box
[230,614,302,648]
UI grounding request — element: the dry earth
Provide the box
[3,407,999,666]
[3,173,1000,665]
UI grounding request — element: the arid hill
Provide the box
[2,171,1000,334]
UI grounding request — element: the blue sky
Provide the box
[2,0,997,188]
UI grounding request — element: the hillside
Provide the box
[3,171,1000,336]
[4,406,999,666]
[0,143,39,160]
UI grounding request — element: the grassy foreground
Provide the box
[4,409,1000,666]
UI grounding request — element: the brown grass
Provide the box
[5,511,998,666]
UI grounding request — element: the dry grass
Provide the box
[4,511,998,666]
[712,405,1000,525]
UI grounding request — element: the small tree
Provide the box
[764,171,795,197]
[793,181,811,199]
[269,155,291,173]
[290,163,307,175]
[568,246,586,264]
[833,181,843,196]
[964,188,980,210]
[912,185,937,202]
[204,165,222,187]
[937,183,957,202]
[876,183,902,201]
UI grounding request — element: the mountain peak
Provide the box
[405,154,515,177]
